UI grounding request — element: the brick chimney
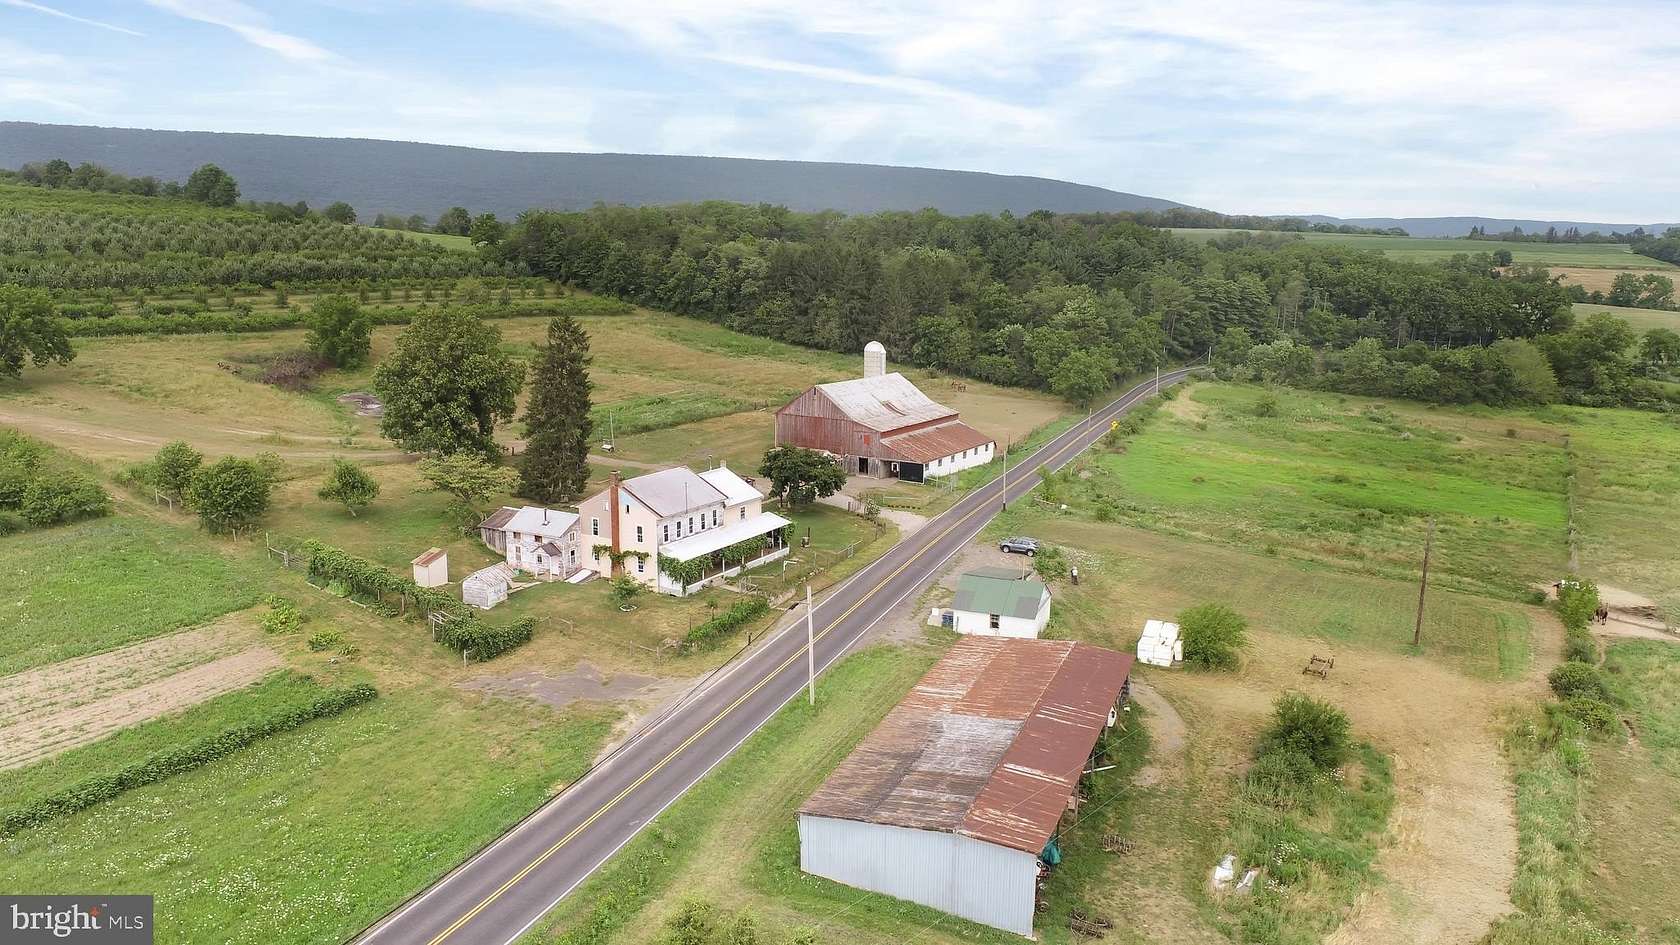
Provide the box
[608,470,622,576]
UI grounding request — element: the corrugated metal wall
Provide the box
[798,815,1037,937]
[776,388,877,459]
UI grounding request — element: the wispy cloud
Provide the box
[2,0,143,36]
[142,0,333,62]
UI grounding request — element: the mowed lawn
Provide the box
[1063,383,1569,601]
[0,514,264,675]
[1168,229,1672,269]
[0,686,617,945]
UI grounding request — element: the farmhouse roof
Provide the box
[658,511,791,563]
[621,467,726,518]
[810,373,956,432]
[698,464,762,508]
[952,570,1048,620]
[504,506,580,539]
[479,507,518,530]
[799,637,1132,854]
[879,420,994,463]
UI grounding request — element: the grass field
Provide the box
[0,514,264,675]
[0,686,616,945]
[1573,302,1680,334]
[365,226,475,250]
[1167,229,1673,269]
[1561,407,1680,621]
[1047,383,1569,602]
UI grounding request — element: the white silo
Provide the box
[864,341,887,379]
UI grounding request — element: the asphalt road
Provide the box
[354,368,1196,945]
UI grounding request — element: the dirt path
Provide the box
[1129,680,1186,788]
[0,647,282,770]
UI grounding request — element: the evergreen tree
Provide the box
[518,315,594,503]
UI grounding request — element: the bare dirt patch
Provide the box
[1130,680,1187,787]
[458,663,661,710]
[0,614,283,770]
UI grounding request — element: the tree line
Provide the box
[491,202,1575,406]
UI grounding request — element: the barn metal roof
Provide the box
[411,547,447,567]
[504,506,580,539]
[952,571,1049,620]
[799,637,1132,854]
[879,420,994,463]
[478,507,518,530]
[812,373,956,432]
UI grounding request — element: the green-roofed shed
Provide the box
[950,569,1052,638]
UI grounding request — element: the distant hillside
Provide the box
[1295,214,1679,239]
[0,122,1187,220]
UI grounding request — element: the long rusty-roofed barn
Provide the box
[798,636,1134,937]
[775,343,995,482]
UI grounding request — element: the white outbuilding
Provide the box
[462,563,513,610]
[411,547,448,588]
[945,567,1052,638]
[799,637,1135,938]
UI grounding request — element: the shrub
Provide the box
[1548,662,1611,702]
[1243,745,1323,810]
[685,596,770,650]
[256,350,331,391]
[317,459,380,516]
[1555,577,1600,633]
[1257,693,1351,771]
[1556,697,1617,732]
[609,576,643,609]
[151,440,203,498]
[186,456,276,532]
[306,628,345,652]
[1563,633,1599,665]
[437,615,535,660]
[1178,602,1248,670]
[19,472,111,526]
[1032,545,1069,581]
[261,597,302,634]
[1,684,378,834]
[1253,392,1281,417]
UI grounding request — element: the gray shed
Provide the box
[462,563,512,610]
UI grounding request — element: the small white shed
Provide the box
[1136,619,1183,667]
[411,548,448,588]
[948,567,1052,638]
[462,564,512,610]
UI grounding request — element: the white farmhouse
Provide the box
[576,463,790,596]
[477,506,582,580]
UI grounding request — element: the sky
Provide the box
[2,0,1677,221]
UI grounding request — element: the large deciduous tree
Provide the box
[322,201,358,224]
[306,295,373,368]
[151,440,204,499]
[373,309,524,457]
[183,164,239,207]
[0,286,74,380]
[758,446,846,507]
[518,315,594,503]
[418,453,518,508]
[1049,349,1115,407]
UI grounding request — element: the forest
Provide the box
[495,203,1673,408]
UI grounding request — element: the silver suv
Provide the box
[998,536,1039,556]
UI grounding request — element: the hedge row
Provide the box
[57,296,634,338]
[1,684,378,835]
[684,596,770,650]
[299,540,534,660]
[438,615,536,661]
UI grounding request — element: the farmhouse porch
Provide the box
[656,512,792,596]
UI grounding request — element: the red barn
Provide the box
[775,345,994,483]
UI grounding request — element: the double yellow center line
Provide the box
[418,376,1178,945]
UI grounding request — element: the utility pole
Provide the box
[1001,437,1010,511]
[1413,518,1435,647]
[805,584,816,706]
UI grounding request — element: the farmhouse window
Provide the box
[676,521,684,537]
[712,510,719,526]
[663,524,670,542]
[636,525,644,543]
[989,614,1001,630]
[591,518,599,537]
[739,508,746,521]
[635,557,645,574]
